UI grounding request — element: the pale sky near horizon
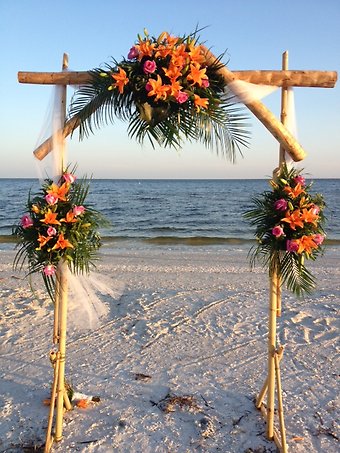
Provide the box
[1,0,339,179]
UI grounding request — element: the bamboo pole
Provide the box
[259,404,284,452]
[266,267,278,439]
[256,345,284,408]
[44,352,60,453]
[275,353,288,452]
[17,69,337,88]
[279,51,289,166]
[201,46,306,162]
[54,53,70,442]
[277,51,289,317]
[53,278,60,344]
[55,260,68,441]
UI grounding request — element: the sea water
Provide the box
[0,178,339,245]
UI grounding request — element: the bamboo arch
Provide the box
[18,48,337,453]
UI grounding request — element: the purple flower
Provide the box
[127,46,139,59]
[272,225,284,238]
[286,239,299,252]
[45,193,58,205]
[43,264,55,276]
[175,91,189,104]
[143,60,156,74]
[313,234,324,246]
[47,226,57,237]
[293,175,305,186]
[73,205,85,216]
[274,198,288,211]
[21,214,33,229]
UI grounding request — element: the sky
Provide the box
[1,0,339,179]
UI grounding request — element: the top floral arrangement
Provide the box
[244,164,326,296]
[68,30,249,160]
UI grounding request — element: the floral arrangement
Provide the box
[14,169,107,298]
[68,29,249,160]
[244,164,326,296]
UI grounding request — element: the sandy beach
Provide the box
[0,243,339,452]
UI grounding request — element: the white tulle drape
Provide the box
[34,85,123,330]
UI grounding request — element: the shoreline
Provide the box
[0,246,338,452]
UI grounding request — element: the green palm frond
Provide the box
[67,31,250,159]
[244,163,326,297]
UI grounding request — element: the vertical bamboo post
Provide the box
[277,50,289,317]
[53,279,60,344]
[55,261,68,441]
[266,265,278,439]
[44,352,60,453]
[54,53,70,442]
[275,353,288,452]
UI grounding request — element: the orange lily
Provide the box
[162,32,179,48]
[40,209,61,225]
[167,79,182,97]
[136,40,155,60]
[281,210,304,230]
[147,75,168,101]
[194,94,209,111]
[283,183,305,199]
[36,234,52,249]
[155,44,172,59]
[188,44,206,65]
[300,208,319,226]
[171,43,188,68]
[187,64,207,87]
[296,235,319,254]
[163,63,182,81]
[60,210,78,223]
[47,182,69,202]
[111,67,129,94]
[52,232,74,250]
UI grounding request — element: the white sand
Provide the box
[0,243,339,452]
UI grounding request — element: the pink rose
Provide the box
[175,91,189,104]
[274,199,288,211]
[293,175,305,186]
[202,78,210,88]
[143,60,156,74]
[21,214,33,229]
[272,225,284,238]
[310,204,320,215]
[145,81,152,92]
[286,239,299,253]
[47,226,57,236]
[313,234,324,246]
[73,205,85,216]
[45,193,58,205]
[63,173,77,184]
[128,46,139,59]
[43,264,55,276]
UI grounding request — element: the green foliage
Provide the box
[244,164,326,296]
[13,169,109,300]
[68,30,250,161]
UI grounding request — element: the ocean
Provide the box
[0,178,339,246]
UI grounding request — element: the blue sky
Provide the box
[1,0,339,178]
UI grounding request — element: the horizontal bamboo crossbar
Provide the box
[18,69,337,88]
[202,46,306,162]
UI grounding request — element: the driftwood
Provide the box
[18,69,337,88]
